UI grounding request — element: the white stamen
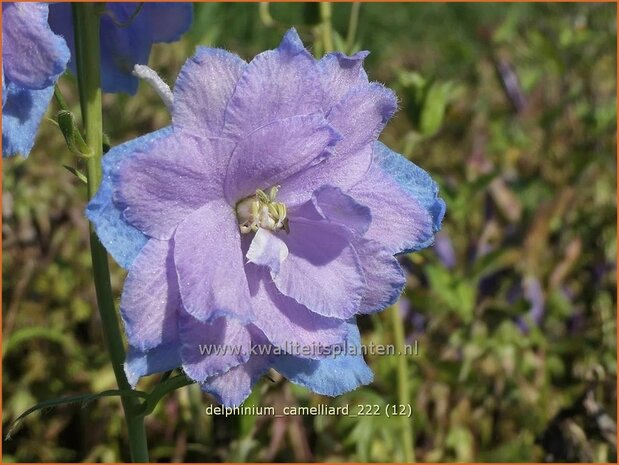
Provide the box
[132,64,174,112]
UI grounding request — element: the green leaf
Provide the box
[420,81,452,137]
[62,165,88,184]
[141,374,195,416]
[56,110,93,158]
[6,389,148,439]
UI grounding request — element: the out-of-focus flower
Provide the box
[2,2,70,157]
[2,2,192,158]
[87,29,445,406]
[48,3,193,94]
[517,275,545,333]
[434,231,456,269]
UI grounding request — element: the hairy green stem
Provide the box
[72,4,149,461]
[389,304,415,462]
[319,2,334,53]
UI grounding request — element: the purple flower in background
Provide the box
[2,2,70,157]
[2,2,192,158]
[48,3,193,94]
[87,29,446,406]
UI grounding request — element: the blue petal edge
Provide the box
[373,141,446,252]
[2,83,54,158]
[86,127,173,268]
[125,341,182,387]
[273,320,374,396]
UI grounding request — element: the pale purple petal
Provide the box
[174,200,253,323]
[279,84,396,205]
[224,113,339,202]
[179,313,251,382]
[222,28,323,140]
[115,131,234,240]
[120,239,179,351]
[201,344,272,408]
[246,264,348,357]
[173,47,246,136]
[354,238,405,314]
[328,83,397,157]
[349,142,445,254]
[272,212,365,319]
[318,51,369,111]
[2,2,69,90]
[86,128,170,269]
[311,185,371,237]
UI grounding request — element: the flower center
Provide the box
[236,186,289,234]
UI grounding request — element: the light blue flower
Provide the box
[88,29,446,406]
[2,2,192,158]
[2,2,69,157]
[48,3,193,94]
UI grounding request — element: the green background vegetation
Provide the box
[2,2,617,462]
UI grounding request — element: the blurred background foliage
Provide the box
[2,2,617,462]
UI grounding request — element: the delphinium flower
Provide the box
[2,2,192,157]
[87,29,446,407]
[47,3,193,94]
[2,2,70,157]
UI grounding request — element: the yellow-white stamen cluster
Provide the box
[236,186,289,234]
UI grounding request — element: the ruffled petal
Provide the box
[271,205,366,319]
[222,28,323,140]
[311,185,371,237]
[273,320,373,396]
[173,47,246,136]
[201,346,272,408]
[349,142,445,254]
[2,83,53,158]
[224,113,339,202]
[115,131,234,240]
[318,50,369,112]
[86,128,171,269]
[246,264,348,357]
[120,239,179,351]
[174,200,253,323]
[354,238,405,314]
[179,312,251,382]
[279,84,396,205]
[373,141,446,232]
[125,342,182,387]
[2,2,69,90]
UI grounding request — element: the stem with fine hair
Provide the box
[319,2,334,53]
[72,3,149,461]
[389,304,416,462]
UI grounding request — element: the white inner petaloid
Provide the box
[236,186,289,234]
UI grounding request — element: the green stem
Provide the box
[389,304,415,462]
[319,2,334,53]
[72,4,149,462]
[345,3,361,53]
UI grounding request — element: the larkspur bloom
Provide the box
[2,2,192,158]
[48,3,193,95]
[87,29,446,407]
[2,2,70,157]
